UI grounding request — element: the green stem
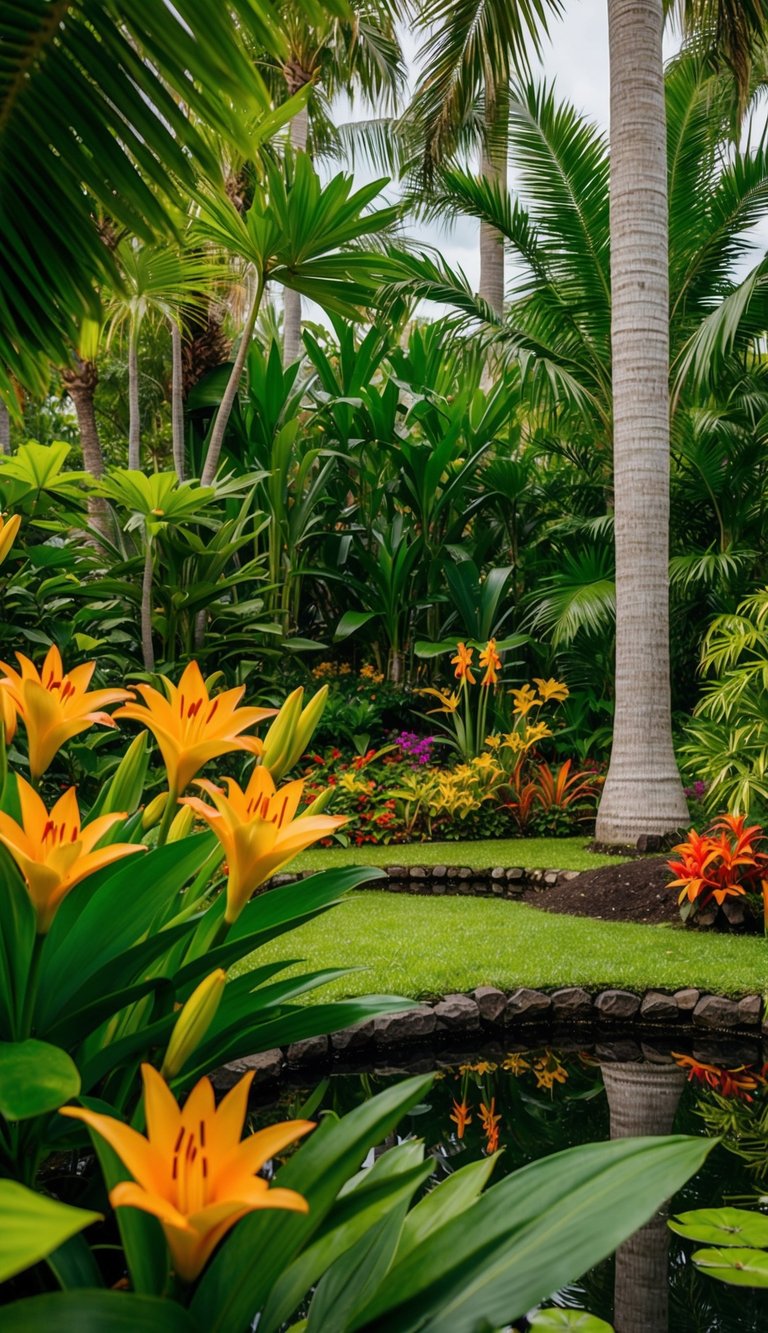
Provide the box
[20,933,45,1039]
[155,786,179,847]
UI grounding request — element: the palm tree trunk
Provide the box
[0,399,10,454]
[595,0,689,844]
[601,1062,685,1333]
[127,326,140,470]
[283,106,309,365]
[479,79,507,316]
[170,318,185,481]
[62,357,109,537]
[141,537,155,672]
[200,275,264,487]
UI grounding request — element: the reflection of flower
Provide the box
[673,1052,765,1102]
[479,1098,501,1154]
[502,1054,531,1075]
[450,1098,473,1138]
[459,1061,498,1076]
[533,1052,569,1093]
[451,643,476,684]
[479,640,502,687]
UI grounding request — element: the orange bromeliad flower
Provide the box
[61,1064,312,1282]
[181,766,347,923]
[451,642,476,684]
[667,814,767,911]
[449,1098,473,1138]
[673,1052,765,1102]
[0,645,131,780]
[478,1098,501,1155]
[479,639,502,688]
[116,661,276,795]
[0,777,144,932]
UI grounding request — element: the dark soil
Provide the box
[524,856,680,926]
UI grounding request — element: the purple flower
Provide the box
[394,731,437,767]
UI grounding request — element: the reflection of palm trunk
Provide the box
[283,101,309,365]
[602,1062,685,1333]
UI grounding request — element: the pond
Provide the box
[251,1035,768,1332]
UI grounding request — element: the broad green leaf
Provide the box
[0,857,35,1040]
[91,1137,168,1297]
[192,1076,434,1332]
[395,1155,498,1261]
[334,610,377,640]
[530,1311,614,1331]
[307,1201,409,1331]
[353,1135,714,1332]
[0,1181,99,1283]
[0,1040,80,1119]
[692,1246,768,1286]
[669,1207,768,1248]
[0,1290,198,1331]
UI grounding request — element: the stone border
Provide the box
[271,863,580,899]
[217,986,767,1086]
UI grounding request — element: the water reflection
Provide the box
[253,1038,768,1331]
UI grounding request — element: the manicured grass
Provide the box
[292,836,624,874]
[239,892,768,999]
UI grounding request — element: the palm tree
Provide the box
[408,0,563,315]
[259,0,408,361]
[596,0,767,843]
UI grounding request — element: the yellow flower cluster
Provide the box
[359,663,384,684]
[311,660,352,679]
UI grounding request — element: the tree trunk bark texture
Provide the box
[62,358,109,537]
[127,329,140,471]
[478,81,507,317]
[141,539,155,671]
[282,105,310,366]
[170,319,185,481]
[0,400,10,454]
[602,1062,685,1333]
[595,0,689,844]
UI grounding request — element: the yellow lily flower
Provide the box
[510,684,540,717]
[0,777,145,932]
[419,686,460,714]
[0,645,131,780]
[182,766,347,923]
[0,512,21,565]
[61,1063,312,1282]
[0,684,16,745]
[533,677,569,703]
[116,661,276,795]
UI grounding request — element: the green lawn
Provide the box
[239,892,767,999]
[292,837,624,874]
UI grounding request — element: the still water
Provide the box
[253,1035,768,1332]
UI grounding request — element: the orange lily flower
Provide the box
[478,639,502,687]
[532,677,569,703]
[61,1064,312,1282]
[449,1097,473,1138]
[116,661,276,795]
[510,684,539,717]
[0,684,16,745]
[0,777,144,932]
[181,766,347,923]
[451,642,476,684]
[0,645,131,780]
[0,512,21,565]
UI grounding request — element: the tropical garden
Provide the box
[3,0,768,1328]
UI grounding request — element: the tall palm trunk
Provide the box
[127,325,141,470]
[595,0,688,844]
[62,357,109,537]
[0,399,10,454]
[283,104,309,365]
[141,537,155,671]
[200,275,264,486]
[479,79,507,315]
[602,1062,685,1332]
[170,318,185,481]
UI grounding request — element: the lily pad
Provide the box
[530,1310,614,1330]
[692,1246,768,1287]
[669,1207,768,1248]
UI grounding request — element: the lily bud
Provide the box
[301,785,335,817]
[161,969,227,1079]
[261,687,305,779]
[283,685,329,775]
[0,513,21,566]
[167,804,194,842]
[103,732,149,816]
[142,790,168,831]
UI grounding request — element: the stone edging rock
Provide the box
[217,986,767,1086]
[271,863,580,899]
